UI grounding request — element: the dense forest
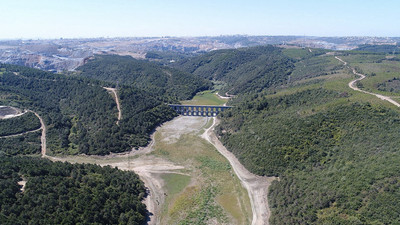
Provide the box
[0,63,176,155]
[0,157,147,224]
[0,112,40,136]
[174,46,301,95]
[0,132,41,156]
[78,55,211,100]
[215,49,400,224]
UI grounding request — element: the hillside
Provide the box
[0,63,175,155]
[354,44,400,54]
[0,157,147,224]
[77,55,211,100]
[174,46,317,95]
[215,49,400,224]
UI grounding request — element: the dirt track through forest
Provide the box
[335,56,400,107]
[29,110,47,157]
[202,118,276,225]
[104,87,122,125]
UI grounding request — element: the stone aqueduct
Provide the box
[168,104,232,117]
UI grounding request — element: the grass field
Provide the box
[181,90,228,106]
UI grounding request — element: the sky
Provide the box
[1,0,400,39]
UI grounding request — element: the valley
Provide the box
[2,44,400,224]
[47,114,253,224]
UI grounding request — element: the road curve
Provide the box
[335,56,400,107]
[202,118,276,225]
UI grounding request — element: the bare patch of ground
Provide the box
[0,106,25,119]
[18,178,27,192]
[216,92,232,100]
[158,116,206,144]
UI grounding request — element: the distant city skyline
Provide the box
[2,0,400,39]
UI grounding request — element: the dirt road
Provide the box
[28,110,47,157]
[335,56,400,107]
[104,87,122,125]
[202,118,276,225]
[216,92,231,99]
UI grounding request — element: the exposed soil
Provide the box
[17,178,27,192]
[0,106,25,119]
[202,118,277,225]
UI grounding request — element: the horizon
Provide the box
[1,34,400,42]
[2,0,400,39]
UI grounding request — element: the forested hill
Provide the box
[77,55,211,100]
[354,44,400,54]
[173,45,295,95]
[0,63,175,155]
[216,49,400,224]
[0,157,147,224]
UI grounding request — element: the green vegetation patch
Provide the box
[78,54,211,100]
[0,63,178,155]
[221,90,400,224]
[214,49,400,223]
[174,45,295,95]
[282,48,328,60]
[153,119,252,224]
[181,185,227,224]
[0,157,147,225]
[181,90,228,106]
[290,55,343,81]
[161,173,191,196]
[197,156,231,171]
[0,132,41,156]
[377,77,400,93]
[0,112,40,136]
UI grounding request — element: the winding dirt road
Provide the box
[202,118,276,225]
[335,56,400,107]
[104,87,122,125]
